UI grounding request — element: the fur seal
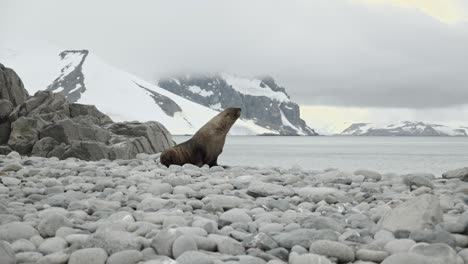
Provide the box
[160,107,241,167]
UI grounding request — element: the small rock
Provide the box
[37,252,69,264]
[247,181,294,197]
[84,231,141,255]
[176,251,213,264]
[354,169,382,181]
[0,221,39,242]
[15,251,43,263]
[209,234,245,255]
[38,237,67,255]
[37,213,73,237]
[2,162,23,172]
[220,208,252,225]
[384,239,416,254]
[356,249,389,262]
[11,238,36,252]
[242,233,278,251]
[289,252,332,264]
[69,248,108,264]
[309,240,355,263]
[172,235,197,259]
[0,241,15,264]
[106,250,143,264]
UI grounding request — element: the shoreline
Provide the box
[0,152,467,264]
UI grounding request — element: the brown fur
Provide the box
[160,107,241,167]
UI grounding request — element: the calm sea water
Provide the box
[173,136,468,175]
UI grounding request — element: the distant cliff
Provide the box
[158,74,317,136]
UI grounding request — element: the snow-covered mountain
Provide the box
[158,74,317,135]
[0,40,316,135]
[340,121,467,136]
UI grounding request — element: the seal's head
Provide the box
[214,107,241,133]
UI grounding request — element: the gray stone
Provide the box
[289,252,332,264]
[309,240,355,263]
[15,251,43,263]
[381,253,430,264]
[273,229,338,249]
[37,252,69,264]
[242,233,279,251]
[354,169,382,181]
[384,239,416,254]
[0,222,39,242]
[403,174,435,188]
[38,237,68,255]
[106,250,143,264]
[378,194,443,232]
[84,231,141,255]
[356,249,389,262]
[247,181,295,197]
[0,241,15,264]
[209,234,245,255]
[151,228,182,257]
[409,229,456,247]
[220,208,252,225]
[37,213,73,237]
[442,167,468,181]
[176,251,213,264]
[172,235,197,259]
[69,248,108,264]
[459,248,468,264]
[11,239,36,253]
[202,195,246,209]
[410,243,459,264]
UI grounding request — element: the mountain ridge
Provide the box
[158,73,317,135]
[339,121,467,136]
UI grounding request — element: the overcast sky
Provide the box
[1,0,468,131]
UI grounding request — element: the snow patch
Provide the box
[221,73,290,102]
[187,85,214,97]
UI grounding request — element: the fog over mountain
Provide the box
[1,0,468,131]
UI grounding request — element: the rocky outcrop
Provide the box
[0,65,174,160]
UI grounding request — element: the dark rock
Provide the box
[0,63,29,107]
[69,103,112,125]
[8,117,46,154]
[106,121,174,153]
[41,119,111,144]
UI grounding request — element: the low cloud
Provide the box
[1,0,467,110]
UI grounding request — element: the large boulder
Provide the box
[106,121,174,152]
[8,117,47,154]
[69,103,113,126]
[9,91,69,122]
[40,119,112,144]
[378,194,443,232]
[0,63,29,107]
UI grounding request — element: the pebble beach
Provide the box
[1,151,468,264]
